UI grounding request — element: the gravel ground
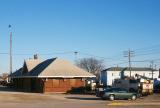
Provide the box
[0,86,160,108]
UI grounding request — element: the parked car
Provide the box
[96,87,138,101]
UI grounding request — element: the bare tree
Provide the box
[76,58,105,77]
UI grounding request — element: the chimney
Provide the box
[34,54,38,60]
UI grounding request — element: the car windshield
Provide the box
[111,88,128,92]
[104,88,112,92]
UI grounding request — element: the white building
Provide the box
[100,67,160,86]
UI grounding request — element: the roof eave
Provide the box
[10,75,96,79]
[38,76,96,78]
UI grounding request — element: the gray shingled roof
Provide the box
[11,58,96,78]
[10,68,23,77]
[103,67,157,72]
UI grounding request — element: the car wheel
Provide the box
[131,95,137,100]
[109,95,115,101]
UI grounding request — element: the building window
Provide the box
[143,73,145,77]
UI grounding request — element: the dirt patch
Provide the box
[0,92,67,103]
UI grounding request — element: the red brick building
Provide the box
[11,57,95,93]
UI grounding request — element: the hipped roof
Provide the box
[11,58,95,78]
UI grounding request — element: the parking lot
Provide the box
[0,86,160,108]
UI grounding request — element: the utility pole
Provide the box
[150,61,154,80]
[159,68,160,78]
[124,49,135,77]
[9,25,12,76]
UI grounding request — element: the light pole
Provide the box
[74,51,78,61]
[9,25,12,76]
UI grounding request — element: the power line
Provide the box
[0,47,159,68]
[132,58,160,63]
[78,52,127,62]
[78,52,112,60]
[0,51,74,56]
[135,51,160,57]
[106,61,128,67]
[135,48,160,53]
[133,44,160,57]
[134,44,160,51]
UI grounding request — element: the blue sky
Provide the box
[0,0,160,73]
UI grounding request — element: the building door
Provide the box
[31,78,36,92]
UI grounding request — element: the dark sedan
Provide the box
[96,87,138,101]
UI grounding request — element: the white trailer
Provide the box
[113,77,154,95]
